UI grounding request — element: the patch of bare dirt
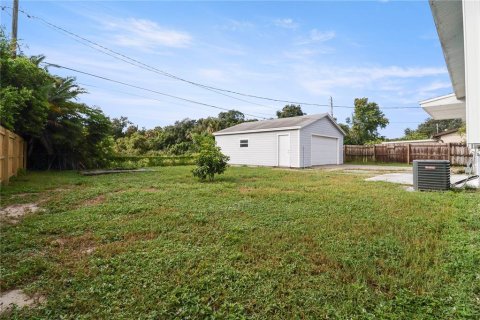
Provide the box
[51,187,72,192]
[10,193,38,198]
[277,188,298,193]
[0,289,44,314]
[0,203,43,224]
[50,232,97,254]
[238,186,254,194]
[81,247,96,255]
[143,188,159,193]
[84,194,106,206]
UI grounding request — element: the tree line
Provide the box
[0,31,112,169]
[1,31,464,170]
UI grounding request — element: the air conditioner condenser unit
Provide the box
[413,160,450,191]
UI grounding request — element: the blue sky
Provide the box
[1,0,453,138]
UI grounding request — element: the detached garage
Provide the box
[213,113,345,168]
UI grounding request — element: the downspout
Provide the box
[472,144,480,176]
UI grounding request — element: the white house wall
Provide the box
[463,0,480,146]
[299,117,344,167]
[215,129,300,167]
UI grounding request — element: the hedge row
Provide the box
[110,155,196,168]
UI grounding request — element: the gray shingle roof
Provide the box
[214,113,332,135]
[432,128,459,138]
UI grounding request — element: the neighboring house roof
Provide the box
[381,139,436,145]
[213,113,345,136]
[432,128,459,139]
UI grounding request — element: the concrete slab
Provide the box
[313,164,412,171]
[366,173,479,189]
[366,173,413,185]
[453,175,480,188]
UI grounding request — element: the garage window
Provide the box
[240,139,248,147]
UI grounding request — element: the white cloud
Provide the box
[283,47,334,60]
[365,66,447,79]
[416,81,451,92]
[103,17,192,49]
[296,29,335,46]
[200,43,247,56]
[197,68,227,82]
[219,19,254,31]
[274,18,298,29]
[295,65,448,96]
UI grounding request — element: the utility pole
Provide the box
[11,0,19,57]
[329,96,333,118]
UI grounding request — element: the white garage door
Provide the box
[311,135,338,165]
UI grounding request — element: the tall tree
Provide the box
[0,36,51,137]
[0,32,113,169]
[338,123,354,145]
[276,104,305,118]
[403,118,463,140]
[218,110,245,128]
[111,110,249,156]
[111,116,132,139]
[345,98,389,145]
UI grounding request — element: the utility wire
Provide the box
[78,82,274,117]
[81,83,426,124]
[0,3,271,118]
[4,6,423,110]
[330,105,421,109]
[43,62,268,119]
[7,6,295,110]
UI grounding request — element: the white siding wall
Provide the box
[463,0,480,146]
[299,117,344,167]
[462,0,480,175]
[215,129,300,167]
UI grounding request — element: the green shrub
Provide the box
[109,155,196,168]
[192,136,229,181]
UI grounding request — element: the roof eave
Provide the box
[432,128,459,138]
[213,126,302,136]
[429,0,466,99]
[419,93,466,120]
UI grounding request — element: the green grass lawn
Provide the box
[1,166,479,319]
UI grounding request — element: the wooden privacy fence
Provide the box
[344,143,471,166]
[0,126,27,185]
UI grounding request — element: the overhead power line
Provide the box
[8,6,313,109]
[5,6,423,111]
[80,83,426,125]
[43,62,268,119]
[80,83,428,125]
[77,82,274,117]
